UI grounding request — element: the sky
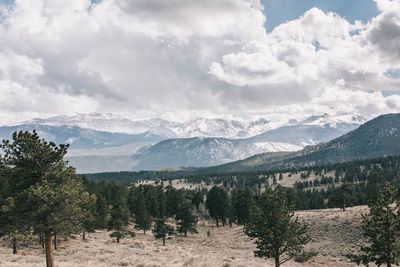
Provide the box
[0,0,399,124]
[262,0,379,31]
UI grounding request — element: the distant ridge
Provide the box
[1,113,366,173]
[196,113,400,173]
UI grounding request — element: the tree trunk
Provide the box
[82,231,86,240]
[143,230,146,234]
[216,218,219,227]
[343,195,346,212]
[275,256,280,267]
[117,237,120,243]
[53,233,57,250]
[40,234,45,248]
[162,237,165,246]
[184,229,187,237]
[45,233,55,267]
[387,263,391,267]
[12,238,18,254]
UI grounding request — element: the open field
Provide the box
[135,170,337,192]
[0,206,369,267]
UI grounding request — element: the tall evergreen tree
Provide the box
[176,201,198,237]
[107,198,134,243]
[205,186,229,226]
[165,186,185,218]
[1,131,95,267]
[0,163,33,254]
[79,196,96,241]
[134,191,152,234]
[348,183,400,267]
[152,218,175,245]
[192,190,204,211]
[328,184,354,211]
[127,186,137,217]
[231,187,254,225]
[156,186,167,218]
[244,187,314,267]
[366,172,385,205]
[94,196,108,229]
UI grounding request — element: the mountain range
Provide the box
[199,113,400,174]
[0,113,367,173]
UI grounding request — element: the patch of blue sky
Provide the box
[382,69,400,96]
[261,0,379,32]
[385,69,400,79]
[0,0,14,5]
[382,91,400,97]
[0,0,14,15]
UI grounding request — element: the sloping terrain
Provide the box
[201,113,400,174]
[0,124,162,150]
[0,206,367,267]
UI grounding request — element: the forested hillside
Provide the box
[196,113,400,173]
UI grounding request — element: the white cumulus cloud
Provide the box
[0,0,399,124]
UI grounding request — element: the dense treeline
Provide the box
[85,155,400,185]
[85,155,400,212]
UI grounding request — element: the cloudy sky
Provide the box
[0,0,399,124]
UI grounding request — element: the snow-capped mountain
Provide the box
[23,113,365,140]
[30,113,269,140]
[24,113,276,139]
[299,113,367,127]
[26,113,177,136]
[67,138,303,173]
[4,112,367,173]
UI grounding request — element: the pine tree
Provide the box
[244,187,314,267]
[134,191,152,234]
[152,218,175,245]
[191,191,204,211]
[156,186,167,218]
[176,201,198,237]
[231,187,254,225]
[0,131,95,267]
[127,186,136,217]
[328,184,354,211]
[366,172,385,205]
[205,186,229,227]
[107,198,134,243]
[0,163,34,254]
[348,183,400,267]
[0,196,34,254]
[165,186,185,218]
[94,196,108,229]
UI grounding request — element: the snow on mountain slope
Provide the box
[300,114,367,127]
[26,113,176,135]
[68,138,302,172]
[23,113,365,139]
[24,113,276,138]
[252,142,302,152]
[7,113,367,173]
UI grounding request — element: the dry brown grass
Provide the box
[0,206,369,267]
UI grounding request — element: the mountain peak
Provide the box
[300,113,367,127]
[16,112,367,139]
